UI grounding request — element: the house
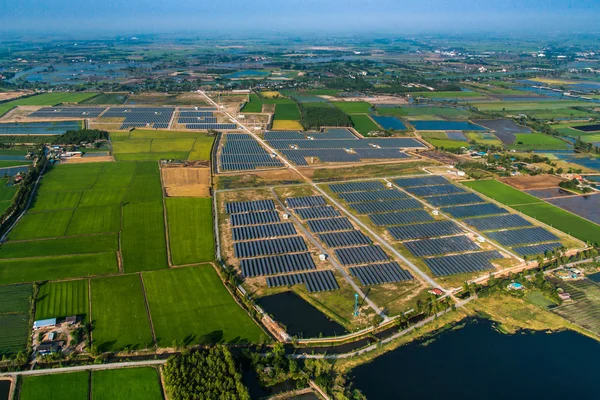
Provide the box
[559,292,571,300]
[34,318,57,329]
[428,288,444,296]
[37,342,60,355]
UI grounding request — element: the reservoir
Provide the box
[370,115,407,130]
[410,121,486,131]
[352,318,600,399]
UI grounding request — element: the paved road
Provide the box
[269,188,386,318]
[199,90,445,292]
[0,359,167,377]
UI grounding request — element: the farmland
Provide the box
[0,283,32,356]
[110,130,214,161]
[20,371,89,400]
[166,198,215,265]
[0,92,99,117]
[142,265,264,346]
[92,367,163,400]
[349,114,380,135]
[36,279,89,321]
[91,274,153,352]
[462,180,541,205]
[81,93,129,105]
[241,94,263,113]
[510,133,569,150]
[332,102,373,113]
[377,106,470,119]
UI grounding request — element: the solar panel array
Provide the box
[330,181,386,193]
[287,194,413,286]
[350,198,422,214]
[393,175,450,188]
[442,203,508,218]
[101,107,175,130]
[387,221,462,240]
[339,189,408,203]
[405,184,466,197]
[220,134,284,171]
[266,270,339,293]
[29,107,107,118]
[349,262,413,285]
[370,210,434,226]
[463,214,533,231]
[226,199,322,280]
[486,227,559,246]
[423,251,502,277]
[425,193,485,207]
[264,128,422,165]
[187,123,237,130]
[512,242,563,257]
[404,235,481,257]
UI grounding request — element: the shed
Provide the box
[37,342,60,355]
[65,316,77,325]
[34,318,57,329]
[559,292,571,300]
[428,288,444,296]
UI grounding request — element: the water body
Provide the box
[0,380,9,400]
[257,291,347,338]
[223,70,269,79]
[0,121,80,135]
[410,120,486,131]
[370,115,407,130]
[587,272,600,283]
[352,318,600,399]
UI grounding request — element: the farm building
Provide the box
[33,318,57,329]
[37,342,60,355]
[428,288,444,296]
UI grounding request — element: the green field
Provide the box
[166,198,215,265]
[0,92,99,117]
[332,101,372,114]
[510,133,569,150]
[36,279,89,321]
[8,209,74,240]
[349,114,380,135]
[465,132,503,146]
[241,94,263,113]
[143,266,264,346]
[92,367,163,400]
[0,283,32,356]
[67,205,121,235]
[111,131,214,161]
[377,106,470,119]
[121,201,168,272]
[427,139,467,149]
[412,91,485,98]
[513,203,600,244]
[0,253,118,285]
[274,103,301,120]
[21,372,89,400]
[91,275,153,352]
[29,190,82,211]
[0,233,118,259]
[462,180,542,205]
[473,100,592,111]
[81,93,129,105]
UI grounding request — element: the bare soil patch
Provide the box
[0,91,30,101]
[162,165,211,197]
[500,174,564,190]
[62,155,114,163]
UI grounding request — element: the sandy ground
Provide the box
[63,156,114,163]
[500,174,564,190]
[321,95,408,105]
[162,166,211,197]
[0,91,31,101]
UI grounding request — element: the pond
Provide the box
[370,115,406,130]
[256,291,347,338]
[410,120,487,131]
[0,380,9,400]
[352,318,600,399]
[223,70,269,79]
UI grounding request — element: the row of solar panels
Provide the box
[29,107,106,118]
[266,270,339,293]
[220,134,284,171]
[265,129,357,141]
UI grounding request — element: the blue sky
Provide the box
[1,0,599,34]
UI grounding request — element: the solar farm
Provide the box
[219,133,284,171]
[263,128,424,166]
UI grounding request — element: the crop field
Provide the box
[551,278,600,335]
[332,101,372,114]
[8,209,75,240]
[0,234,118,259]
[110,131,213,161]
[274,103,301,120]
[465,132,503,146]
[91,275,153,352]
[121,201,168,272]
[81,93,129,105]
[0,92,99,117]
[92,367,163,400]
[272,120,303,130]
[166,198,215,265]
[472,100,591,111]
[377,106,470,119]
[0,178,17,213]
[349,114,380,135]
[36,279,89,321]
[412,91,485,98]
[510,133,569,150]
[143,265,264,346]
[0,253,118,285]
[462,180,542,205]
[0,283,32,356]
[241,94,263,113]
[20,371,90,400]
[427,139,466,149]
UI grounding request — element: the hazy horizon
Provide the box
[2,0,600,35]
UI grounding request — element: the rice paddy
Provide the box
[110,131,214,161]
[20,371,89,400]
[92,367,163,400]
[349,114,380,135]
[166,198,215,265]
[332,101,373,114]
[36,279,89,321]
[0,283,32,356]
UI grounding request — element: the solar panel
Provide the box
[232,223,297,241]
[405,184,466,197]
[441,203,507,218]
[486,227,559,246]
[464,214,533,231]
[241,252,316,277]
[425,193,484,207]
[307,217,354,233]
[226,200,276,214]
[404,235,480,257]
[29,107,106,118]
[317,230,372,248]
[393,175,449,188]
[423,251,501,276]
[350,262,413,285]
[266,270,339,293]
[295,206,341,220]
[369,210,434,226]
[335,245,390,265]
[286,196,327,209]
[350,198,423,214]
[387,220,463,240]
[230,211,280,227]
[329,181,386,193]
[234,236,307,258]
[512,242,563,257]
[338,189,408,203]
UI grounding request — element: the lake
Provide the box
[257,291,347,338]
[352,318,600,399]
[410,121,486,131]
